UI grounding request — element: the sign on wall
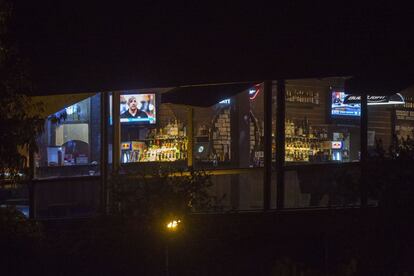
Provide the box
[344,93,405,106]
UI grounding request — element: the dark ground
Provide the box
[3,207,414,275]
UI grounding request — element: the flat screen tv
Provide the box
[110,93,157,125]
[120,93,156,124]
[331,91,361,118]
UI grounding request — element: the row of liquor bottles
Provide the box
[146,119,187,162]
[285,139,332,162]
[285,118,329,140]
[273,118,332,162]
[286,89,320,105]
[403,96,414,109]
[140,144,188,162]
[122,137,188,163]
[147,119,187,138]
[145,137,188,162]
[122,119,189,163]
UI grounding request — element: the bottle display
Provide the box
[121,119,188,163]
[284,118,331,162]
[404,96,414,109]
[286,89,320,105]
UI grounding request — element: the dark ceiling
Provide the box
[11,2,414,95]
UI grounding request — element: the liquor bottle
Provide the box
[297,121,303,136]
[304,117,309,135]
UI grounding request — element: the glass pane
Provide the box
[35,178,100,219]
[207,169,264,211]
[0,183,29,218]
[284,78,361,208]
[249,84,265,167]
[193,85,265,170]
[193,102,231,169]
[367,86,414,205]
[116,89,188,171]
[285,163,360,208]
[35,94,101,178]
[285,78,361,164]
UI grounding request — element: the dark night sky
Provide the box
[11,2,414,94]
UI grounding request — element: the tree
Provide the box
[0,0,44,182]
[109,165,223,232]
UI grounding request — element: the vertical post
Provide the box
[100,92,109,214]
[230,97,240,210]
[112,91,121,174]
[187,107,194,168]
[263,81,272,211]
[165,243,170,276]
[276,80,286,209]
[28,146,35,219]
[360,93,368,207]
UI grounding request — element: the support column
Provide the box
[276,80,286,210]
[28,146,35,219]
[100,92,109,214]
[187,107,194,168]
[112,91,121,174]
[360,93,368,207]
[263,81,272,211]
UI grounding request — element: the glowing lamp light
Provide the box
[166,219,181,231]
[219,99,231,104]
[249,84,261,100]
[65,104,78,115]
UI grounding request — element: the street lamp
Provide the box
[166,219,181,232]
[164,218,182,276]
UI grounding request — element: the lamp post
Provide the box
[164,218,181,276]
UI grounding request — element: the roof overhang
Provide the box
[30,93,96,118]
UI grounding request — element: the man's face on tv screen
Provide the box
[128,97,137,111]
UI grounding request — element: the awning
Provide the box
[29,93,96,118]
[344,74,414,95]
[161,82,255,107]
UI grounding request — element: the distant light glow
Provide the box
[166,219,181,231]
[65,104,78,115]
[219,99,231,104]
[249,84,261,100]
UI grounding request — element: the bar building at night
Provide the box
[10,76,414,218]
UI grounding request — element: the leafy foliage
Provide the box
[109,165,223,231]
[0,206,43,274]
[0,206,41,240]
[363,135,414,216]
[367,156,414,212]
[330,166,360,206]
[0,1,44,182]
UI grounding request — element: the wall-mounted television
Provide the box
[110,92,157,125]
[120,93,156,124]
[331,91,361,118]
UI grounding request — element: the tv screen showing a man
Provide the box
[120,94,156,124]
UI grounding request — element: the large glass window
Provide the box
[284,78,361,208]
[114,89,188,171]
[367,86,414,205]
[190,84,265,210]
[368,89,413,160]
[193,100,232,169]
[192,85,265,170]
[35,94,101,178]
[284,78,361,164]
